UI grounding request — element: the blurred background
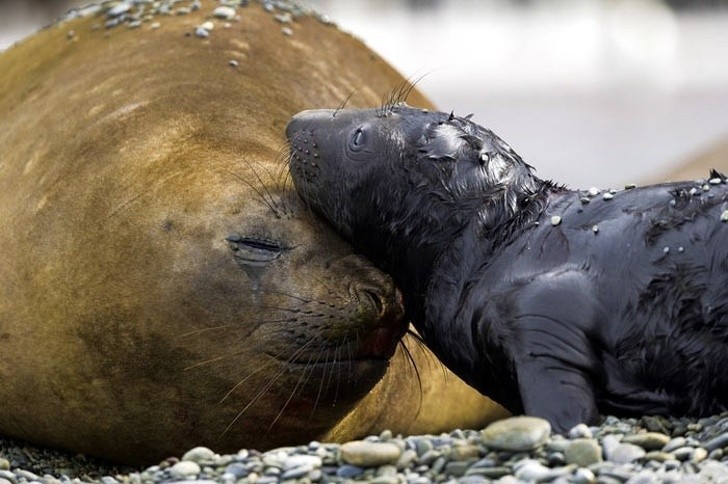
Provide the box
[1,0,727,187]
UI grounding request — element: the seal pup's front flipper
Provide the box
[503,269,602,433]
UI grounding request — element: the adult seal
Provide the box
[0,3,505,465]
[287,104,728,433]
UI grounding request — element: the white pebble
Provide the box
[722,210,728,222]
[213,6,237,20]
[709,177,722,185]
[150,22,161,29]
[107,2,132,17]
[200,21,214,31]
[229,60,239,67]
[588,187,600,196]
[592,225,599,234]
[602,192,614,200]
[169,461,201,479]
[550,216,562,226]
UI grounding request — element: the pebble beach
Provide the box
[3,413,728,483]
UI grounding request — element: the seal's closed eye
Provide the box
[348,125,370,154]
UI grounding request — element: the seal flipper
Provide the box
[501,270,602,433]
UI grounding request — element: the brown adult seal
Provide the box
[0,1,505,465]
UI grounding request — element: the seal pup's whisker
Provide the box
[333,90,357,118]
[405,328,447,380]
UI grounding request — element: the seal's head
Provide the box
[286,104,540,273]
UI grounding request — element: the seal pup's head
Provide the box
[286,103,543,271]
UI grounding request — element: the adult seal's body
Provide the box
[287,104,728,433]
[0,4,504,465]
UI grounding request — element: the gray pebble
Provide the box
[621,433,670,450]
[573,467,597,484]
[513,459,551,481]
[107,2,132,17]
[565,439,603,466]
[168,461,201,479]
[481,416,551,451]
[340,441,402,467]
[182,446,216,463]
[607,443,646,464]
[662,437,687,453]
[336,464,363,478]
[194,27,210,38]
[570,423,594,439]
[213,6,237,20]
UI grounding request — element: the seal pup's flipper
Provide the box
[504,270,601,433]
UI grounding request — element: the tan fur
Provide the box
[0,4,505,465]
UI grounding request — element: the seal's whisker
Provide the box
[254,288,312,303]
[310,348,330,419]
[266,350,316,432]
[406,328,448,380]
[219,358,278,402]
[184,340,273,371]
[250,163,284,217]
[222,338,316,436]
[400,338,424,417]
[176,324,231,339]
[217,167,280,216]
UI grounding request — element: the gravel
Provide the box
[3,413,728,483]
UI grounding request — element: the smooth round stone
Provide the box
[569,423,593,439]
[481,416,551,451]
[607,443,646,464]
[0,478,12,484]
[625,470,660,484]
[107,2,132,17]
[550,215,562,226]
[513,459,551,481]
[281,464,314,480]
[445,461,471,477]
[621,433,670,450]
[335,465,363,478]
[182,446,216,463]
[703,432,728,451]
[572,467,596,484]
[169,461,201,479]
[212,6,236,19]
[692,447,708,463]
[642,451,674,462]
[662,437,687,453]
[284,455,322,470]
[450,445,479,461]
[565,439,603,466]
[0,460,8,471]
[340,441,402,467]
[395,449,417,470]
[672,447,695,461]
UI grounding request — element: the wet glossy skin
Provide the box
[288,104,728,433]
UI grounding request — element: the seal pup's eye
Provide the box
[348,126,368,152]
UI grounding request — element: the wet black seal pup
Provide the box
[286,103,728,433]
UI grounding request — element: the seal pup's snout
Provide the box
[285,109,336,140]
